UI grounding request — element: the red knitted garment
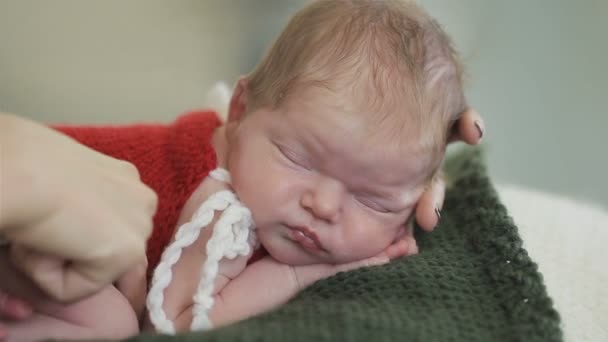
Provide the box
[54,111,222,280]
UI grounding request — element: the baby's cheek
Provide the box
[341,213,391,254]
[355,226,400,258]
[332,236,380,263]
[235,181,281,228]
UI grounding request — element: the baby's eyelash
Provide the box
[276,144,310,170]
[355,196,391,213]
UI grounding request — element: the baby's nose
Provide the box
[300,179,344,224]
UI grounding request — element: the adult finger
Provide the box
[415,173,446,231]
[449,108,484,144]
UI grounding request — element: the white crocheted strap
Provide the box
[188,191,237,226]
[209,168,231,184]
[190,198,257,331]
[190,310,214,331]
[146,189,239,334]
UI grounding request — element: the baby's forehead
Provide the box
[287,84,425,149]
[291,80,416,120]
[280,97,435,191]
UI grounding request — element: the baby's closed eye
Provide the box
[274,143,312,171]
[353,195,391,213]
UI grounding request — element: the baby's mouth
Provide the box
[287,225,325,252]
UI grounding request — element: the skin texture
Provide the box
[224,82,427,265]
[0,113,156,302]
[0,83,485,339]
[156,78,423,331]
[158,77,481,331]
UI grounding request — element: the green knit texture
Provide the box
[122,148,562,342]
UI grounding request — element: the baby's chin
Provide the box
[257,229,323,266]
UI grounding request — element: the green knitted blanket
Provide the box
[119,148,561,342]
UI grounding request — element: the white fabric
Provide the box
[191,196,256,331]
[205,81,231,122]
[146,168,256,334]
[497,184,608,342]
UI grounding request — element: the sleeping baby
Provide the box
[0,0,474,340]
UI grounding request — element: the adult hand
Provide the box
[0,113,157,302]
[414,108,485,231]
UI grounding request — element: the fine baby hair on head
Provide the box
[247,0,468,177]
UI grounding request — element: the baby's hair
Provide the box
[247,0,467,177]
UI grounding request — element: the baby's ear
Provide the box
[227,77,249,124]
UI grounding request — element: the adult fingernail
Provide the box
[474,120,484,140]
[435,207,442,221]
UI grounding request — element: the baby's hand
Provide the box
[383,224,419,260]
[290,233,418,291]
[289,255,388,292]
[0,291,32,321]
[0,290,33,340]
[0,247,37,338]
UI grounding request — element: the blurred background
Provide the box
[1,0,606,208]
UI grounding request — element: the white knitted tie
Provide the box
[146,168,257,334]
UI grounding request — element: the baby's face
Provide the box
[226,88,431,265]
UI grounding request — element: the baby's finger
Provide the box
[415,175,446,231]
[383,238,410,260]
[338,255,390,273]
[386,227,419,259]
[0,292,32,320]
[406,236,419,255]
[363,256,390,267]
[449,108,484,144]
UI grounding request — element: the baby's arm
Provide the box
[205,227,420,328]
[208,254,389,328]
[116,259,148,321]
[158,212,413,331]
[156,213,252,332]
[158,229,385,330]
[207,228,417,327]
